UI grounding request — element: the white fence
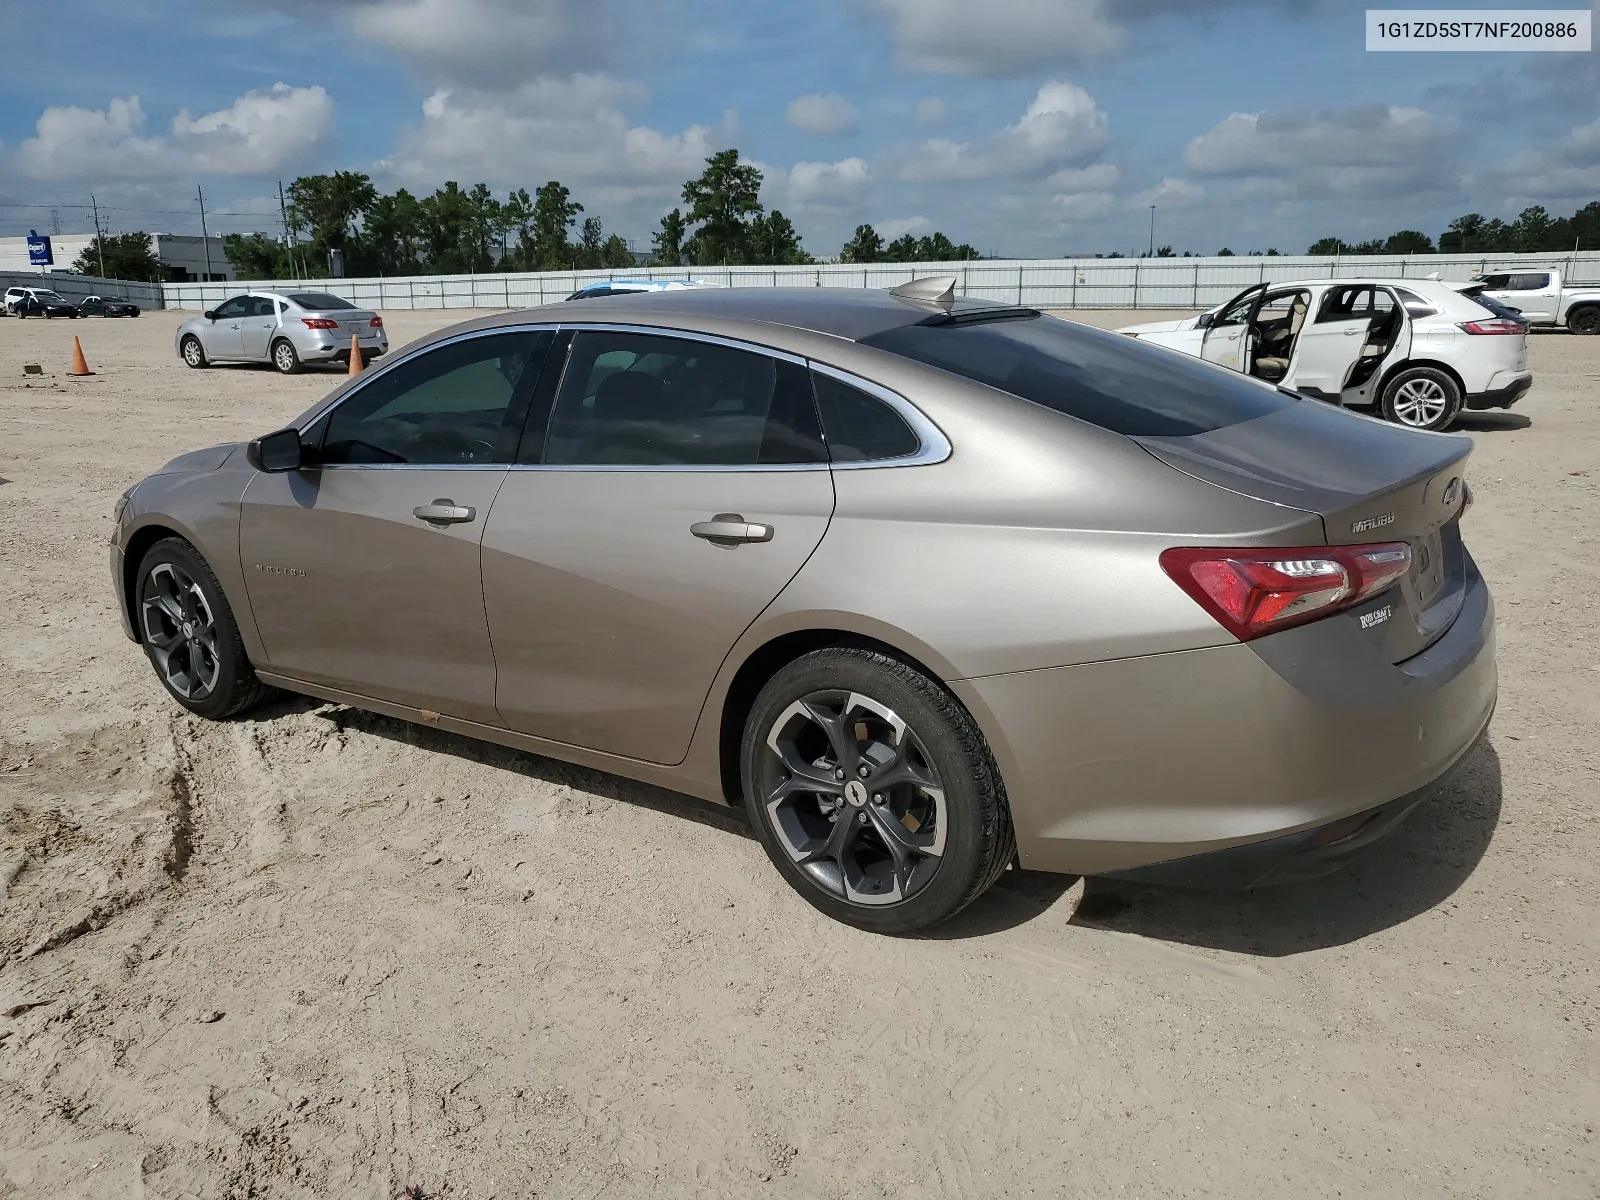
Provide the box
[159,250,1600,313]
[2,270,165,308]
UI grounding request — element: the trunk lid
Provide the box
[1136,400,1472,663]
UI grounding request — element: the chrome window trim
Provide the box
[295,319,952,473]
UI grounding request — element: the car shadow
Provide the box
[297,700,754,842]
[1454,412,1532,432]
[1065,738,1504,956]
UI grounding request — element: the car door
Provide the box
[203,295,251,358]
[1490,271,1557,324]
[1338,287,1411,407]
[481,327,836,764]
[1285,284,1377,399]
[1198,283,1266,373]
[239,296,280,360]
[238,328,554,724]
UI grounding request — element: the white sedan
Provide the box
[1119,278,1531,431]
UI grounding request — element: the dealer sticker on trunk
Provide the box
[1360,605,1394,630]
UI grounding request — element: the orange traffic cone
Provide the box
[348,334,364,376]
[69,336,94,377]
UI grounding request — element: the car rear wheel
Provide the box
[181,335,207,369]
[1569,306,1600,336]
[136,538,274,720]
[740,647,1015,934]
[1381,367,1461,431]
[272,339,303,374]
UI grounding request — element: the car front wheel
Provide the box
[181,335,207,369]
[1381,366,1461,431]
[741,647,1015,934]
[136,538,274,720]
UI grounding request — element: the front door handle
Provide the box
[691,513,774,545]
[413,500,476,525]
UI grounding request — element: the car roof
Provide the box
[540,286,1010,341]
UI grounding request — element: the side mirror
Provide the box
[203,310,217,321]
[246,427,304,473]
[1195,312,1214,328]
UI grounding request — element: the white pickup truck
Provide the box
[1474,268,1600,334]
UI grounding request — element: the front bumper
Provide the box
[951,551,1497,880]
[1465,372,1532,410]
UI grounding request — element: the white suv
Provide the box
[1119,278,1531,431]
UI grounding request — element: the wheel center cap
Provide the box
[844,780,868,807]
[182,622,194,638]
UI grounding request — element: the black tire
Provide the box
[1568,306,1600,336]
[740,647,1015,934]
[135,537,275,720]
[271,338,303,374]
[180,335,208,369]
[1380,366,1462,432]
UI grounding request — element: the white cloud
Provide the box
[914,98,950,126]
[1128,176,1205,208]
[786,93,859,138]
[876,215,933,239]
[1184,105,1454,197]
[782,157,872,206]
[380,77,736,216]
[869,0,1122,75]
[12,84,332,182]
[899,81,1108,181]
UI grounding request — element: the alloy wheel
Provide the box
[183,338,202,367]
[759,690,947,906]
[274,342,296,372]
[1391,377,1449,427]
[141,562,220,701]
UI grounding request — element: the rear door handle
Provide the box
[413,500,476,525]
[691,513,773,545]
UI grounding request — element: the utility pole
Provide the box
[90,194,106,278]
[278,179,303,280]
[1148,205,1156,258]
[197,185,214,282]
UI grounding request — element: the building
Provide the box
[0,232,236,282]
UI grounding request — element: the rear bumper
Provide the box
[1465,372,1532,410]
[303,340,387,363]
[951,551,1496,880]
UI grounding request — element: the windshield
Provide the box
[287,292,356,310]
[860,313,1294,437]
[35,292,69,304]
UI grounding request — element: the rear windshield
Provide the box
[1470,294,1526,323]
[859,314,1294,437]
[287,292,356,310]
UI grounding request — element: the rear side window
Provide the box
[1508,273,1551,291]
[543,331,826,467]
[1393,288,1439,318]
[811,372,920,461]
[860,314,1293,438]
[288,292,356,310]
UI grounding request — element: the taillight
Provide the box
[301,317,338,330]
[1457,318,1523,335]
[370,316,383,327]
[1160,542,1412,641]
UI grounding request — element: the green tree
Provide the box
[1215,247,1235,256]
[1383,230,1434,254]
[502,187,536,270]
[286,171,377,263]
[74,231,163,280]
[419,181,477,272]
[574,216,605,269]
[466,182,505,270]
[652,208,688,266]
[840,223,883,263]
[222,233,294,281]
[364,188,425,275]
[746,210,810,264]
[1307,237,1343,255]
[531,181,583,270]
[681,149,764,264]
[883,234,920,262]
[601,233,635,269]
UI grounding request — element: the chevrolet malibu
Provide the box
[112,280,1496,933]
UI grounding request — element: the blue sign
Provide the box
[27,230,53,266]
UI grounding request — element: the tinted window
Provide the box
[321,332,543,465]
[1509,272,1551,291]
[811,372,920,461]
[213,296,250,319]
[288,292,356,310]
[1478,274,1511,290]
[249,296,277,317]
[1212,288,1260,327]
[860,314,1293,438]
[1393,288,1438,318]
[543,331,826,466]
[1471,294,1527,323]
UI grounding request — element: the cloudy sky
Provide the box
[2,0,1597,258]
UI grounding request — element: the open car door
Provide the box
[1288,284,1385,401]
[1198,282,1267,373]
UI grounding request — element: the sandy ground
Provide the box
[0,306,1596,1200]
